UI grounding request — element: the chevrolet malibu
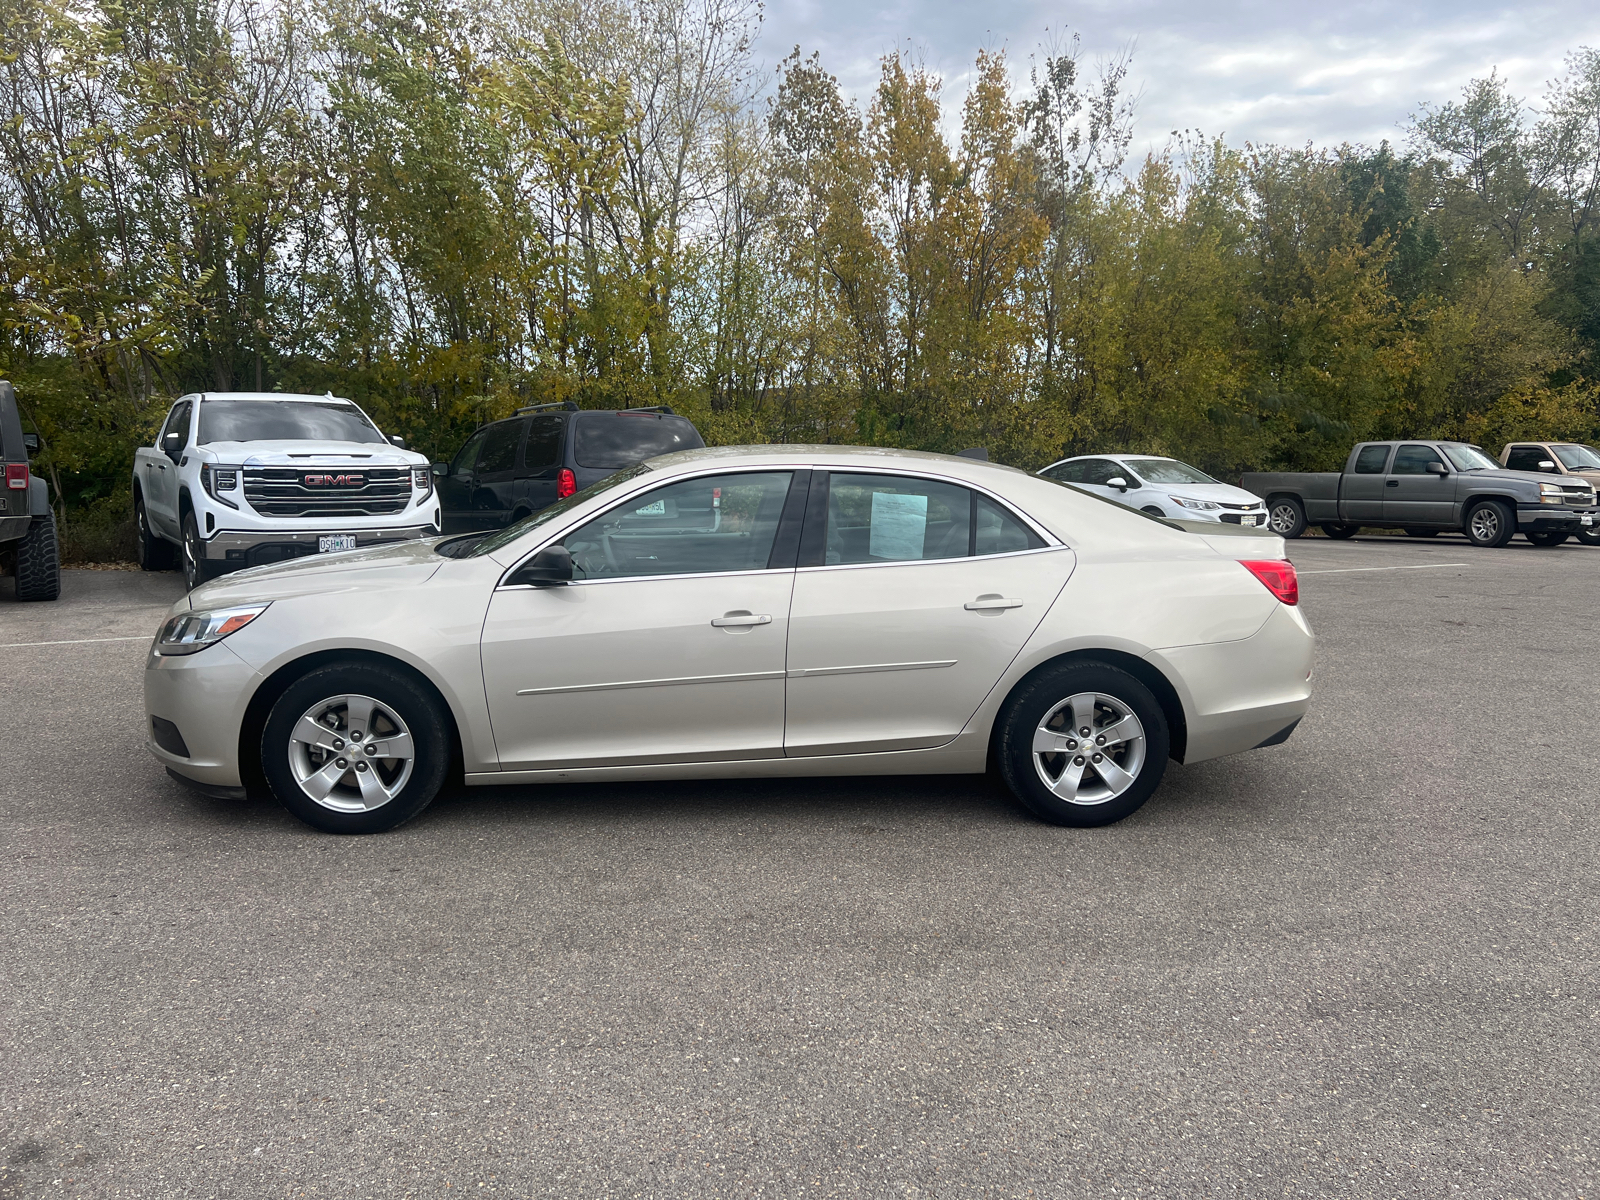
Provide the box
[145,446,1313,834]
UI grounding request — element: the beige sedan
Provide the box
[144,445,1313,834]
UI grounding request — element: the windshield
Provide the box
[198,400,385,445]
[463,464,653,557]
[572,413,703,470]
[1440,443,1501,471]
[1553,444,1600,470]
[1122,457,1217,485]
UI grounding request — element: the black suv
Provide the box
[436,404,705,533]
[0,381,60,601]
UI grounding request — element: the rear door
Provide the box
[470,418,525,529]
[1383,444,1455,525]
[1340,444,1391,521]
[782,471,1072,756]
[515,414,566,515]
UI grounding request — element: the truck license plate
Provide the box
[318,534,357,553]
[1240,514,1259,527]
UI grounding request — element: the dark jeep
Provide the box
[0,381,60,601]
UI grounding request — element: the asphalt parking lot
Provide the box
[2,536,1597,1199]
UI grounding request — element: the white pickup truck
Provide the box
[132,391,439,589]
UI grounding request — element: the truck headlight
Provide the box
[1539,483,1564,504]
[154,603,269,656]
[412,466,432,495]
[201,463,240,509]
[1171,496,1221,511]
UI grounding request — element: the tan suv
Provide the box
[1499,442,1600,545]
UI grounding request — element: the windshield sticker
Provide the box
[635,499,666,515]
[869,492,928,559]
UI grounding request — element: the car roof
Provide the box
[647,442,1034,483]
[194,392,356,404]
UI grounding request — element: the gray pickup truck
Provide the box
[1241,440,1599,547]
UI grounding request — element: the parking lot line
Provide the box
[1299,562,1470,575]
[0,634,152,648]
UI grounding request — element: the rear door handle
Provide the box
[965,596,1024,611]
[711,612,772,627]
[1385,479,1399,487]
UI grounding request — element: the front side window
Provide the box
[450,427,488,475]
[1504,446,1549,472]
[161,401,193,447]
[564,472,793,579]
[476,420,523,475]
[1123,458,1216,485]
[1353,445,1391,474]
[1553,444,1600,470]
[467,465,652,558]
[196,400,384,445]
[572,413,704,470]
[1391,444,1441,475]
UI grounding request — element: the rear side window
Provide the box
[572,413,704,470]
[522,415,564,473]
[821,473,1043,565]
[1353,445,1391,474]
[1504,446,1548,472]
[1391,445,1439,475]
[1078,459,1123,486]
[476,420,523,474]
[1042,460,1085,483]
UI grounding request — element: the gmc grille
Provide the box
[243,467,411,517]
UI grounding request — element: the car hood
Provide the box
[1466,467,1595,489]
[1140,480,1264,505]
[196,440,428,467]
[181,538,446,610]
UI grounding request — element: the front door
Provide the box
[469,418,525,529]
[148,400,191,538]
[438,427,487,533]
[1383,444,1455,525]
[481,470,801,769]
[783,471,1072,756]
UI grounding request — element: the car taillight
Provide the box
[1240,559,1298,606]
[5,463,27,490]
[557,468,576,499]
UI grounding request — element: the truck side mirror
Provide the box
[1106,476,1130,491]
[389,434,407,449]
[430,461,449,477]
[21,432,39,453]
[1538,460,1557,471]
[1425,461,1448,476]
[163,431,184,457]
[512,545,573,587]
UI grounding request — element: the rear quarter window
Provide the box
[573,414,704,470]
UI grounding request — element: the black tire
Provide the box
[997,660,1170,828]
[181,510,217,590]
[14,510,61,602]
[1403,528,1439,539]
[1320,524,1359,539]
[1463,499,1515,548]
[1577,526,1600,546]
[1526,531,1569,547]
[1140,505,1165,517]
[136,495,177,571]
[1266,496,1306,539]
[261,662,452,834]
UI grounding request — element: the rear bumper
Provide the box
[0,514,29,542]
[202,521,438,567]
[144,640,259,788]
[1514,507,1597,532]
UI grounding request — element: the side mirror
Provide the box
[1106,476,1130,491]
[431,461,449,477]
[163,431,184,455]
[389,434,407,449]
[513,545,573,587]
[21,432,39,453]
[1425,461,1449,476]
[1538,460,1557,471]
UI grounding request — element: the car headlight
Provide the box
[200,463,240,509]
[1171,496,1221,511]
[154,603,270,656]
[412,466,432,495]
[1539,483,1565,504]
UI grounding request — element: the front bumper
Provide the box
[1515,507,1598,532]
[202,521,439,568]
[144,639,260,789]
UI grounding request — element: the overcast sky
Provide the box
[753,1,1600,155]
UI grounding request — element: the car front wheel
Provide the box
[262,662,452,834]
[997,661,1170,827]
[180,511,219,590]
[1463,499,1515,548]
[1267,497,1306,538]
[1577,526,1600,546]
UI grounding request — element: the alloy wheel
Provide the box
[1031,691,1147,805]
[1469,506,1501,543]
[286,693,416,813]
[1268,502,1299,535]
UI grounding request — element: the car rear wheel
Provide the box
[14,509,61,602]
[1463,499,1515,548]
[136,496,177,570]
[1320,524,1358,539]
[997,661,1170,827]
[1266,497,1306,538]
[1526,531,1569,547]
[262,662,451,834]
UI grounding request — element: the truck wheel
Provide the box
[1578,527,1600,546]
[1267,497,1306,538]
[1404,528,1439,538]
[181,511,217,590]
[1526,531,1569,547]
[997,661,1170,828]
[1319,524,1358,539]
[261,661,452,834]
[1463,499,1514,548]
[14,509,61,602]
[136,497,177,570]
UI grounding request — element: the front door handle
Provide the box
[1385,479,1399,487]
[965,596,1024,611]
[711,612,772,627]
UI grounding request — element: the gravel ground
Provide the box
[1,537,1596,1198]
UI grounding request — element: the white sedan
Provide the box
[1039,455,1268,526]
[145,446,1313,834]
